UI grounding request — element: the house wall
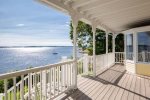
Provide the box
[123,26,150,76]
[125,61,136,73]
[136,63,150,76]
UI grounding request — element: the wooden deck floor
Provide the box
[55,64,150,100]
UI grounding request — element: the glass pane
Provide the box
[138,31,150,62]
[126,34,133,60]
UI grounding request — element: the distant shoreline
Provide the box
[0,46,73,48]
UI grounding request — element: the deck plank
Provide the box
[102,85,115,100]
[62,64,150,100]
[134,76,141,100]
[115,74,129,100]
[145,78,150,98]
[128,75,136,100]
[70,79,95,99]
[95,85,112,100]
[77,80,98,100]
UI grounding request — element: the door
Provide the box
[125,33,136,73]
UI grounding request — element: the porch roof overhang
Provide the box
[39,0,150,33]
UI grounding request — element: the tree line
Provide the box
[69,21,124,55]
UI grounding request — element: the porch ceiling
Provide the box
[39,0,150,33]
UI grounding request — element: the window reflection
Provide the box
[138,31,150,62]
[126,34,133,60]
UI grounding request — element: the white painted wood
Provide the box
[83,54,89,74]
[45,70,47,99]
[57,66,60,94]
[106,32,109,68]
[115,52,124,63]
[13,77,17,100]
[28,73,31,100]
[113,33,115,53]
[49,69,51,99]
[0,60,75,80]
[4,79,7,100]
[92,23,97,77]
[79,0,117,12]
[39,0,113,32]
[34,73,37,100]
[72,16,78,89]
[71,0,98,9]
[125,60,136,73]
[39,0,150,32]
[95,53,115,75]
[21,75,24,100]
[54,68,56,96]
[0,60,75,100]
[133,32,137,64]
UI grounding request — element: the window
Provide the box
[108,33,113,53]
[126,34,133,60]
[96,29,106,54]
[137,31,150,62]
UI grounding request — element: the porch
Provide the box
[0,0,150,99]
[56,64,150,100]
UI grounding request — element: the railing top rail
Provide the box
[115,52,124,53]
[0,60,75,80]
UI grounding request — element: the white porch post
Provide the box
[92,23,97,77]
[106,31,108,67]
[106,32,108,54]
[113,33,116,63]
[71,15,78,89]
[113,33,116,53]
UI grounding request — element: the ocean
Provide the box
[0,46,76,74]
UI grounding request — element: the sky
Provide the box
[0,0,72,46]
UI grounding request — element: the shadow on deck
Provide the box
[55,64,150,100]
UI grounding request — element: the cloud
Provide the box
[0,35,72,46]
[16,24,25,27]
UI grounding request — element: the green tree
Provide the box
[69,21,124,55]
[115,34,124,52]
[70,21,106,55]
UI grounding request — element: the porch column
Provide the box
[71,15,78,89]
[106,32,108,54]
[92,23,97,77]
[106,31,108,67]
[113,33,116,53]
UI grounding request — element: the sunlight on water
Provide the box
[10,47,52,53]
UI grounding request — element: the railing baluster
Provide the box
[21,75,24,100]
[45,70,47,100]
[54,67,56,97]
[13,77,16,100]
[17,84,19,100]
[4,79,7,100]
[0,61,75,100]
[60,65,63,92]
[49,69,51,99]
[58,66,60,95]
[64,64,66,90]
[66,64,68,89]
[70,64,71,87]
[40,71,42,100]
[34,73,37,100]
[28,73,31,100]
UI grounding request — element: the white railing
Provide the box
[138,51,150,62]
[77,53,116,75]
[96,53,115,75]
[115,52,124,63]
[0,60,75,100]
[77,54,93,75]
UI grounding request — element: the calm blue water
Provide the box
[0,47,74,74]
